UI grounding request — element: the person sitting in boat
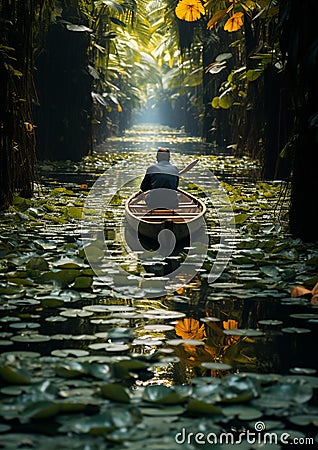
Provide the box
[138,147,179,210]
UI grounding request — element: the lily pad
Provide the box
[143,324,175,332]
[186,399,223,415]
[22,401,61,420]
[98,343,130,352]
[1,350,41,358]
[166,339,204,346]
[258,319,283,326]
[39,296,66,308]
[289,313,318,320]
[201,362,232,371]
[281,327,311,334]
[222,405,263,420]
[143,385,189,405]
[140,406,185,416]
[11,334,50,342]
[100,383,130,403]
[9,322,40,329]
[51,349,90,357]
[0,340,13,346]
[288,414,318,426]
[60,309,93,318]
[0,366,31,385]
[72,276,93,289]
[223,329,263,337]
[289,367,316,375]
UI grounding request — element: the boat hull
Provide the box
[125,189,206,244]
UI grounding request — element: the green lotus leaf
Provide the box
[100,383,130,403]
[0,366,31,385]
[143,385,187,405]
[186,399,223,415]
[22,401,61,420]
[72,276,93,289]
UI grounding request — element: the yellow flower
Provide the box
[224,12,244,32]
[175,0,205,22]
[175,318,206,340]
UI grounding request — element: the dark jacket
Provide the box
[140,161,179,209]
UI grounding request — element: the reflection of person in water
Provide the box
[138,147,179,210]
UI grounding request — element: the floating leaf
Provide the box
[10,322,40,329]
[166,339,204,346]
[186,399,223,415]
[39,296,65,308]
[100,383,130,403]
[201,362,232,371]
[258,319,283,326]
[142,310,185,320]
[289,367,316,375]
[1,350,40,358]
[26,256,49,271]
[72,276,93,289]
[51,349,90,357]
[282,327,311,334]
[55,361,86,378]
[60,308,93,318]
[290,313,318,320]
[222,405,263,420]
[11,334,50,343]
[143,324,175,332]
[288,414,318,426]
[101,343,130,352]
[140,405,185,416]
[22,401,60,420]
[223,329,263,337]
[143,385,188,405]
[0,366,31,385]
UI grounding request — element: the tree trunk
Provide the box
[279,0,318,241]
[36,11,92,161]
[0,1,37,209]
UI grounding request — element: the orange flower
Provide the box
[223,319,239,330]
[175,0,205,22]
[175,318,206,340]
[224,12,244,32]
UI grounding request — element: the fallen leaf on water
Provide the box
[291,281,318,305]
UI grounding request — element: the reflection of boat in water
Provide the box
[125,188,206,243]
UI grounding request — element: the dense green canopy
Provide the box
[0,0,317,240]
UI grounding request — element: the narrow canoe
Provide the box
[125,188,206,242]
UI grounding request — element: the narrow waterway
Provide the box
[1,126,318,449]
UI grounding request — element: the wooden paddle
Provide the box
[179,159,199,175]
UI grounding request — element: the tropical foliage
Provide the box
[0,0,55,210]
[1,0,317,241]
[171,0,318,242]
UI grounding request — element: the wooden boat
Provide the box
[125,188,206,242]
